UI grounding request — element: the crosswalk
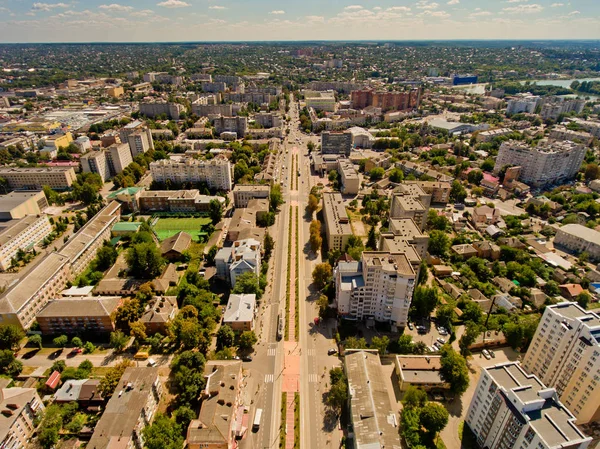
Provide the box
[308,373,318,383]
[268,347,276,356]
[265,374,274,383]
[307,348,315,356]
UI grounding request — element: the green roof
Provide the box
[107,187,144,199]
[112,222,142,232]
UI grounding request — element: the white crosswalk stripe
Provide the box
[307,348,315,356]
[268,348,276,356]
[308,374,318,383]
[265,374,274,383]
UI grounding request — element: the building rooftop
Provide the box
[140,296,178,325]
[37,297,122,319]
[0,215,47,246]
[345,351,401,449]
[0,166,74,174]
[389,218,425,239]
[558,223,600,244]
[323,192,352,236]
[0,190,45,212]
[362,251,414,276]
[111,222,141,233]
[396,355,446,386]
[233,184,270,193]
[223,294,256,324]
[160,231,192,255]
[0,387,39,440]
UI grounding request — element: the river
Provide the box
[520,77,600,100]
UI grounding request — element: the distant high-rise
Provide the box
[350,88,421,112]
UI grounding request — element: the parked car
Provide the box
[407,323,414,330]
[428,346,437,352]
[436,338,446,345]
[147,358,157,367]
[328,348,338,355]
[242,356,253,362]
[489,350,496,358]
[433,342,441,350]
[438,327,448,336]
[482,349,491,360]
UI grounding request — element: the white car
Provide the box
[482,349,491,360]
[436,337,446,345]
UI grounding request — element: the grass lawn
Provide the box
[152,217,212,241]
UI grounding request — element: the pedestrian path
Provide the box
[285,393,296,449]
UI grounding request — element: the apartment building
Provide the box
[36,297,122,335]
[81,150,110,181]
[107,143,133,176]
[404,180,451,204]
[506,94,541,115]
[138,190,224,213]
[42,132,73,150]
[87,368,162,449]
[119,121,154,151]
[150,158,233,191]
[191,103,233,117]
[541,98,585,121]
[223,92,275,104]
[143,72,182,85]
[0,215,52,271]
[215,238,261,287]
[223,294,256,332]
[233,184,271,208]
[396,160,454,183]
[304,90,337,112]
[337,158,360,195]
[351,88,421,112]
[384,218,428,259]
[390,185,431,231]
[139,102,184,120]
[0,190,48,220]
[476,128,514,143]
[187,362,243,449]
[254,112,282,128]
[522,302,600,424]
[0,167,76,190]
[201,81,227,93]
[466,362,591,449]
[307,81,361,94]
[567,118,600,138]
[213,116,248,138]
[323,192,353,252]
[127,130,152,157]
[335,251,416,327]
[549,126,593,145]
[554,224,600,261]
[321,131,353,156]
[0,384,44,449]
[494,140,586,187]
[344,351,401,449]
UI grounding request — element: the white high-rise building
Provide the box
[127,130,153,158]
[506,94,541,115]
[494,140,586,187]
[466,362,590,449]
[522,302,600,424]
[334,251,415,327]
[150,158,233,191]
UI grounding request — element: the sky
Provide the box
[0,0,599,43]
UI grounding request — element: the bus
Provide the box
[276,313,283,340]
[252,408,263,432]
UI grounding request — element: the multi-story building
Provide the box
[201,81,227,93]
[36,297,122,335]
[191,103,233,117]
[390,185,431,231]
[549,126,594,145]
[87,368,162,449]
[567,118,600,138]
[335,251,416,327]
[0,215,52,271]
[522,302,600,424]
[475,128,514,143]
[233,184,271,208]
[215,238,261,287]
[139,101,184,120]
[506,94,541,115]
[187,362,243,449]
[42,132,73,151]
[337,159,360,195]
[0,190,48,220]
[223,92,275,104]
[344,351,401,449]
[554,224,600,261]
[304,90,337,112]
[143,72,182,85]
[150,158,233,191]
[106,143,133,176]
[222,294,256,332]
[254,112,282,128]
[0,385,45,449]
[213,116,248,138]
[138,190,224,213]
[81,150,110,181]
[466,362,591,449]
[494,140,586,188]
[321,131,352,156]
[0,167,76,191]
[307,81,361,94]
[127,130,153,157]
[383,218,428,260]
[322,192,353,252]
[119,121,154,151]
[404,180,451,204]
[541,98,585,121]
[394,355,449,391]
[350,88,421,112]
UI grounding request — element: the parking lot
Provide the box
[404,319,459,352]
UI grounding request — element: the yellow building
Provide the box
[107,86,124,98]
[43,132,73,150]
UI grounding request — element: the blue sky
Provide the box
[0,0,598,42]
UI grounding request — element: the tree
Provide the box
[576,292,591,309]
[344,336,368,349]
[270,184,283,210]
[83,341,96,354]
[129,321,147,342]
[98,360,134,398]
[96,245,118,271]
[459,321,482,356]
[440,346,470,396]
[317,294,330,318]
[366,226,377,250]
[420,402,449,435]
[71,336,83,348]
[461,301,483,324]
[389,168,404,183]
[307,194,319,213]
[411,286,439,317]
[114,299,142,333]
[232,271,262,298]
[38,427,59,449]
[28,334,42,349]
[0,325,24,350]
[126,242,165,279]
[216,325,235,349]
[143,414,184,449]
[428,230,450,256]
[174,406,197,429]
[309,230,322,254]
[467,170,484,186]
[327,369,348,412]
[53,335,68,348]
[206,245,218,265]
[238,330,258,351]
[450,180,467,203]
[371,336,389,355]
[397,334,414,354]
[264,232,274,262]
[312,263,332,290]
[585,163,600,181]
[369,167,385,181]
[209,199,223,224]
[402,385,428,408]
[0,350,22,377]
[109,331,129,352]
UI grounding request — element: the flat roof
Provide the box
[0,215,46,246]
[0,190,44,211]
[362,251,414,276]
[223,294,256,324]
[323,192,352,236]
[558,223,600,245]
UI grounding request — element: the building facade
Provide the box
[139,102,184,120]
[322,192,352,252]
[213,116,248,138]
[233,184,271,208]
[36,297,122,335]
[554,224,600,261]
[0,167,76,190]
[0,215,52,271]
[150,158,233,191]
[0,191,48,221]
[337,159,360,195]
[321,131,353,156]
[0,386,45,449]
[127,130,153,157]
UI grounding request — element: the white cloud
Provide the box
[416,1,439,10]
[387,6,411,12]
[421,9,449,17]
[209,5,227,9]
[31,2,69,11]
[469,10,492,17]
[99,4,134,12]
[550,2,564,6]
[131,9,155,16]
[567,10,580,15]
[305,15,325,22]
[506,0,529,3]
[157,0,190,8]
[269,10,285,15]
[503,4,543,13]
[345,5,363,10]
[447,0,459,4]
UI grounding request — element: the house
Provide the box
[160,232,192,260]
[498,237,526,250]
[54,379,103,409]
[152,264,180,294]
[0,382,45,449]
[451,244,478,259]
[222,294,256,332]
[529,288,549,308]
[472,205,501,227]
[493,277,516,293]
[140,296,178,335]
[394,355,450,391]
[432,265,453,277]
[559,284,584,300]
[472,241,501,260]
[111,222,141,237]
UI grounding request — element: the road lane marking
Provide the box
[308,374,318,383]
[307,348,315,356]
[265,374,274,383]
[268,347,276,356]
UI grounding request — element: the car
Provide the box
[433,342,441,350]
[147,358,157,367]
[428,346,437,352]
[436,338,446,345]
[242,356,253,362]
[70,348,82,355]
[482,349,491,360]
[328,348,338,355]
[407,323,414,330]
[438,327,448,336]
[489,350,496,358]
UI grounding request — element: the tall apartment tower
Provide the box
[106,143,133,176]
[466,362,591,449]
[127,130,152,157]
[321,131,352,156]
[522,302,600,424]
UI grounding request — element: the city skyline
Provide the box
[0,0,599,43]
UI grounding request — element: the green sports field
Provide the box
[151,217,212,241]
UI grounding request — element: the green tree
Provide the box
[317,294,330,318]
[109,331,129,352]
[366,226,378,250]
[238,330,258,351]
[440,346,470,396]
[459,321,482,356]
[71,336,83,348]
[270,184,283,210]
[53,335,68,348]
[28,334,42,349]
[174,406,197,429]
[402,385,428,408]
[206,245,218,265]
[129,321,147,342]
[0,325,24,350]
[450,180,467,203]
[428,230,450,256]
[397,334,414,354]
[467,170,484,186]
[98,360,134,398]
[344,336,368,349]
[307,194,319,213]
[232,271,262,298]
[264,232,274,261]
[143,414,184,449]
[389,168,404,183]
[411,286,439,317]
[312,263,332,290]
[126,242,165,279]
[585,163,600,181]
[369,167,385,181]
[96,245,118,271]
[326,377,348,412]
[0,350,23,377]
[216,325,235,349]
[209,199,223,224]
[371,336,389,355]
[420,402,449,435]
[576,292,591,309]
